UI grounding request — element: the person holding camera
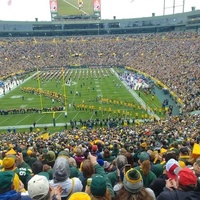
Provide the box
[85,152,114,200]
[157,168,200,200]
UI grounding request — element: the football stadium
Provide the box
[0,0,200,199]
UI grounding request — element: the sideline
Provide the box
[0,69,157,130]
[111,68,160,121]
[0,71,40,98]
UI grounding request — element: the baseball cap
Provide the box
[178,168,197,186]
[166,158,180,179]
[0,171,15,193]
[69,192,91,200]
[138,152,150,162]
[90,174,107,197]
[2,156,15,169]
[28,175,49,200]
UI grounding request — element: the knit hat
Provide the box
[178,168,197,186]
[69,192,91,200]
[166,158,180,179]
[123,169,143,194]
[97,159,104,167]
[28,175,49,200]
[44,151,56,163]
[0,171,14,193]
[58,150,69,158]
[53,157,70,182]
[138,152,150,162]
[140,142,147,148]
[92,145,98,152]
[27,149,32,156]
[2,156,15,169]
[90,174,107,197]
[42,148,48,154]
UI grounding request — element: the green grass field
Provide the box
[0,67,165,132]
[58,0,94,16]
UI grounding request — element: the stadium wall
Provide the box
[0,10,199,37]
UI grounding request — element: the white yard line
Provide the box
[36,113,47,122]
[56,112,63,120]
[72,111,79,120]
[16,114,30,125]
[0,115,13,125]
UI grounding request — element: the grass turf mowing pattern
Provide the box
[57,0,94,16]
[0,68,164,128]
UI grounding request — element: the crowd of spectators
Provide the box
[0,30,199,199]
[0,114,200,199]
[0,31,199,112]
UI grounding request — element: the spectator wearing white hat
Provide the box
[150,158,180,197]
[28,174,62,200]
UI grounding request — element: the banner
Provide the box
[93,0,101,18]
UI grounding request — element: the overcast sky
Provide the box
[0,0,199,21]
[0,0,51,21]
[101,0,200,19]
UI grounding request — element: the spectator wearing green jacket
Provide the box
[107,155,128,187]
[85,152,114,199]
[134,152,157,187]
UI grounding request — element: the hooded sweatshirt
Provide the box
[49,157,83,198]
[157,188,200,200]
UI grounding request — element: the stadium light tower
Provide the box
[163,0,185,15]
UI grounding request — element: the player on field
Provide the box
[78,0,83,10]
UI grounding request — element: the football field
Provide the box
[0,67,164,132]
